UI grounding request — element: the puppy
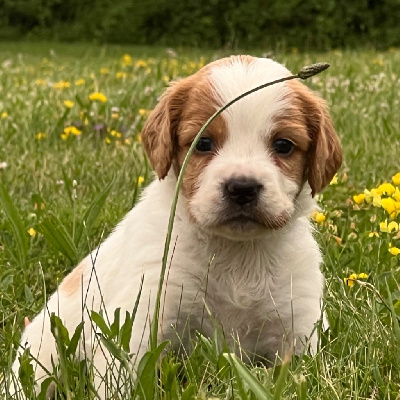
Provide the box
[10,55,341,398]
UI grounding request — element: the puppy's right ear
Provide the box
[141,78,192,179]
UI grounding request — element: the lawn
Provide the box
[0,42,400,398]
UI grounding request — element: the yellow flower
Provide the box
[75,79,85,86]
[137,133,142,142]
[135,59,147,68]
[53,80,71,89]
[100,67,110,74]
[35,132,47,140]
[124,138,132,145]
[381,197,396,214]
[63,100,75,108]
[105,137,111,144]
[344,273,368,287]
[111,112,119,119]
[110,130,122,138]
[330,173,338,185]
[312,211,326,224]
[377,183,395,196]
[89,92,107,103]
[364,188,381,205]
[138,108,151,117]
[121,54,133,66]
[380,219,399,233]
[389,246,400,256]
[35,79,47,86]
[27,228,36,237]
[393,187,400,202]
[137,176,145,186]
[344,273,358,287]
[62,126,81,140]
[368,231,379,238]
[392,173,400,186]
[116,71,127,79]
[1,112,8,119]
[353,194,365,204]
[372,58,384,66]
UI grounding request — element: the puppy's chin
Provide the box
[200,212,291,241]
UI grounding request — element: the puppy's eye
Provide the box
[195,137,214,153]
[273,139,295,156]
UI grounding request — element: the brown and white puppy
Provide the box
[10,55,341,398]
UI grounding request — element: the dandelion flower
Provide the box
[116,71,127,79]
[121,54,133,66]
[63,100,75,108]
[137,176,145,186]
[368,231,379,238]
[89,92,107,103]
[27,228,36,237]
[357,273,369,279]
[75,79,85,86]
[1,112,8,119]
[389,246,400,256]
[100,67,110,74]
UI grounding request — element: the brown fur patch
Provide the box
[285,80,342,195]
[60,263,84,296]
[174,77,227,199]
[141,55,254,181]
[269,102,311,188]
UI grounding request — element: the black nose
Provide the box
[224,178,262,206]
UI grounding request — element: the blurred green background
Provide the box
[1,0,400,50]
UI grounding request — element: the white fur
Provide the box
[9,57,327,399]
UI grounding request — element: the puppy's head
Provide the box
[142,56,342,240]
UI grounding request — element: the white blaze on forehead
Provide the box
[209,57,293,153]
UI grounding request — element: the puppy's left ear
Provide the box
[141,78,192,179]
[292,81,342,196]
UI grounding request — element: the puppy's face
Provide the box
[142,56,342,240]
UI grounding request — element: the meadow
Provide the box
[0,42,400,399]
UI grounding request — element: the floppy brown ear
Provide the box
[289,80,342,196]
[307,97,342,196]
[141,78,192,179]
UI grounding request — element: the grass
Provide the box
[0,42,400,398]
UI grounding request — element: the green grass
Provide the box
[1,42,400,398]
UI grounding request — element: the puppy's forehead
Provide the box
[204,56,294,142]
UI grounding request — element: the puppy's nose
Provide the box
[224,178,262,206]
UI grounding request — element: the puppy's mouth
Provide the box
[209,208,290,239]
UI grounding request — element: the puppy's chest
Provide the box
[202,268,279,335]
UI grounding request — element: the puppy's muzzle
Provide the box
[224,177,262,206]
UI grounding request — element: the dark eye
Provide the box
[195,137,214,153]
[273,139,295,155]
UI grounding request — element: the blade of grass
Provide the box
[0,182,28,267]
